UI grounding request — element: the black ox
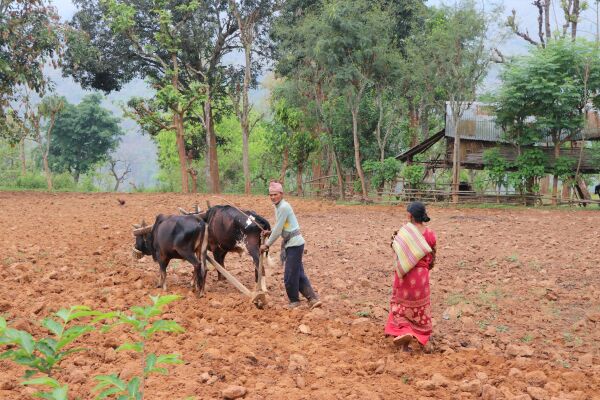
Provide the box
[186,205,271,285]
[595,184,600,197]
[132,214,208,296]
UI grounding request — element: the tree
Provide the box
[228,0,274,195]
[108,158,131,191]
[63,0,240,193]
[50,94,124,182]
[17,95,65,190]
[0,0,61,138]
[495,39,600,204]
[299,0,398,200]
[422,1,492,203]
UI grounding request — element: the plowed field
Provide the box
[0,192,598,399]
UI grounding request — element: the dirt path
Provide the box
[0,192,598,399]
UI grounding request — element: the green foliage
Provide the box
[0,306,100,399]
[508,149,546,195]
[50,94,124,181]
[553,156,576,182]
[363,158,401,189]
[94,295,184,400]
[496,39,600,147]
[0,1,62,138]
[0,295,185,400]
[52,173,77,191]
[483,148,509,191]
[15,172,47,189]
[401,164,425,188]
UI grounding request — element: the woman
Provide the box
[385,201,437,352]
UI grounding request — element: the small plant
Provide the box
[401,374,411,384]
[495,325,509,333]
[355,310,371,318]
[93,295,185,399]
[0,305,99,399]
[456,260,467,269]
[477,320,490,330]
[446,293,466,306]
[520,333,534,343]
[506,254,519,264]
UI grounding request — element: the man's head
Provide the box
[268,181,284,204]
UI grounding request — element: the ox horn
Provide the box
[133,225,153,236]
[178,207,189,215]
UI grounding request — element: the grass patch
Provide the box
[496,325,509,333]
[446,293,467,306]
[356,310,371,318]
[520,333,534,343]
[477,288,503,311]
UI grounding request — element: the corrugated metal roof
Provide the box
[445,102,600,142]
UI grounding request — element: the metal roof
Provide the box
[445,102,600,142]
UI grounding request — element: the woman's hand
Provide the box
[390,230,398,247]
[260,244,270,253]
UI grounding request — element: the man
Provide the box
[260,181,322,309]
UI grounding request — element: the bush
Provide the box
[15,173,47,189]
[53,173,76,191]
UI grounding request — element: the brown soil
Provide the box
[0,192,599,400]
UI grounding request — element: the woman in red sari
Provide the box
[385,201,437,352]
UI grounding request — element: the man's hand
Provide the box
[261,230,271,238]
[260,244,269,253]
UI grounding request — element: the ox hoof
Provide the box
[251,292,267,309]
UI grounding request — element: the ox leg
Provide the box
[180,251,205,297]
[157,260,168,291]
[247,244,261,288]
[214,249,227,282]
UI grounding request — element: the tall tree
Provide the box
[298,0,398,199]
[17,95,65,190]
[496,39,600,204]
[50,94,124,182]
[228,0,274,194]
[63,0,240,193]
[0,0,61,138]
[422,1,491,203]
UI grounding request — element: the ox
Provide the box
[132,214,208,296]
[183,205,271,285]
[595,184,600,197]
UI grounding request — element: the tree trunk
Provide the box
[19,137,26,175]
[242,122,250,194]
[552,142,560,205]
[42,151,52,190]
[420,102,430,140]
[171,54,189,193]
[544,0,551,40]
[279,147,289,185]
[296,163,303,196]
[204,92,220,194]
[174,112,189,193]
[409,101,419,147]
[73,170,80,183]
[242,38,252,195]
[332,145,345,200]
[450,115,461,204]
[572,0,580,40]
[351,105,368,199]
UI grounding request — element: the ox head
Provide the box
[132,220,153,259]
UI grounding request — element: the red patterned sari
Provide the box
[385,227,436,345]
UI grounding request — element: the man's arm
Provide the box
[265,204,290,247]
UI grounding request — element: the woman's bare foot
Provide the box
[393,334,413,352]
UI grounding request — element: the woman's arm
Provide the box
[429,245,436,270]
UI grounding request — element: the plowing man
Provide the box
[260,181,322,310]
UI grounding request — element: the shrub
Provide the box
[15,173,47,189]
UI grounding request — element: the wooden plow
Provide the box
[204,236,268,309]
